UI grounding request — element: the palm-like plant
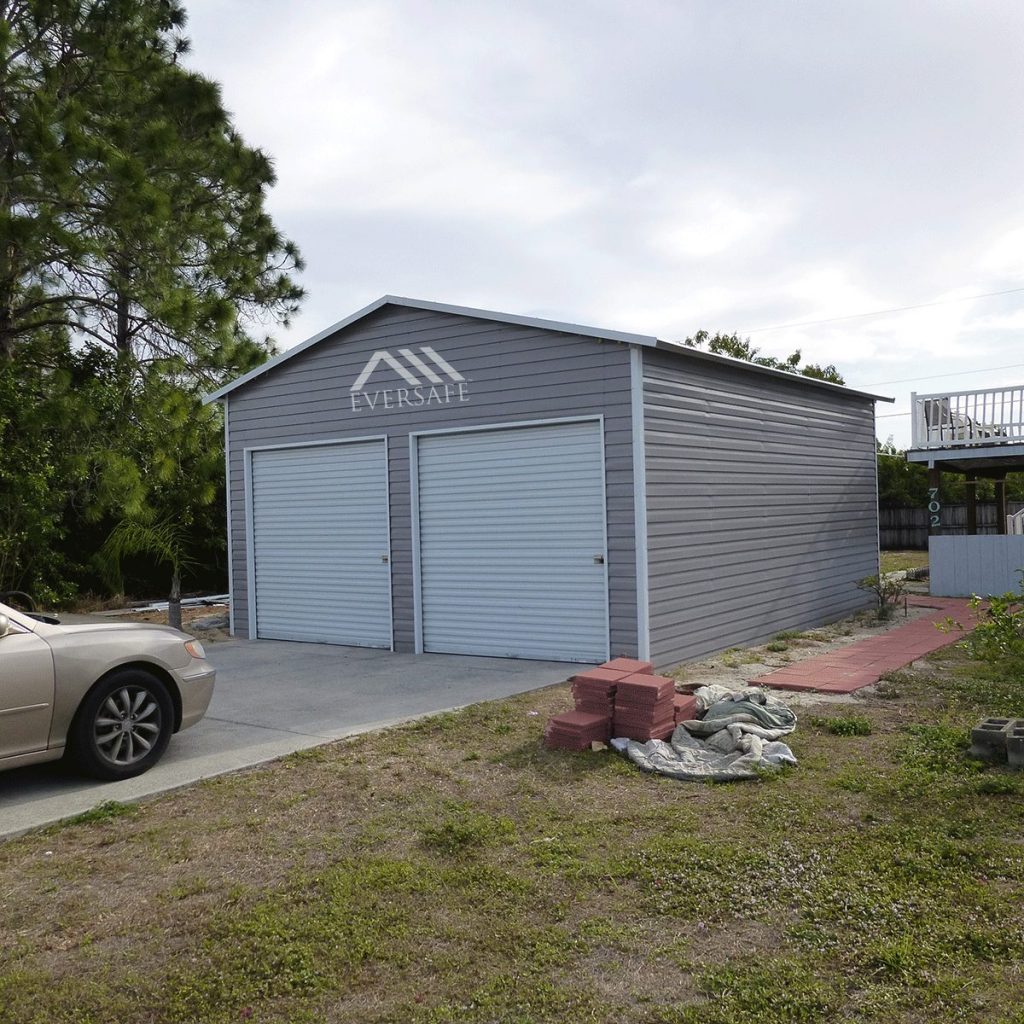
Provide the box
[99,518,195,630]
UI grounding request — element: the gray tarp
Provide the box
[615,686,798,782]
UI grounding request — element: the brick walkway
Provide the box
[749,596,977,694]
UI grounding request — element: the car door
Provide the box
[0,622,56,758]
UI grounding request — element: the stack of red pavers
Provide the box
[612,672,676,741]
[546,658,653,750]
[545,659,685,749]
[570,667,622,716]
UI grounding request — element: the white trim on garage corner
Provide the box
[382,438,395,652]
[409,434,424,654]
[630,347,651,662]
[224,397,234,636]
[243,446,256,640]
[242,434,393,648]
[872,404,882,582]
[408,414,610,660]
[594,417,613,664]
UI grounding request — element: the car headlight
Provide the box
[184,639,207,660]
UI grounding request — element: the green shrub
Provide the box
[958,587,1024,670]
[814,715,873,737]
[858,574,906,620]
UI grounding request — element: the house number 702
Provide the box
[927,487,941,527]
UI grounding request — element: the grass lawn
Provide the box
[880,550,929,574]
[2,647,1023,1023]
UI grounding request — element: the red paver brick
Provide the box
[618,672,675,687]
[673,694,698,718]
[573,667,630,685]
[602,657,654,675]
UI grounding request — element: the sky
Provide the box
[183,0,1024,447]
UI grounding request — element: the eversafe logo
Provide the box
[349,347,470,413]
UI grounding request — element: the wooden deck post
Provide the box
[995,475,1008,535]
[927,465,942,536]
[965,478,977,535]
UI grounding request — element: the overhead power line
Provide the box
[742,285,1024,334]
[856,360,1024,389]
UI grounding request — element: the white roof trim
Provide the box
[203,294,893,405]
[203,295,659,404]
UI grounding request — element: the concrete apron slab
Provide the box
[0,640,575,840]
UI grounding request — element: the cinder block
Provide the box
[969,718,1012,762]
[1006,720,1024,770]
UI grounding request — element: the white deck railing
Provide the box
[911,385,1024,449]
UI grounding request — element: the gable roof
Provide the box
[204,295,893,404]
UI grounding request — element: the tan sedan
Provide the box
[0,601,215,780]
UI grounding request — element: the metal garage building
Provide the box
[206,296,887,668]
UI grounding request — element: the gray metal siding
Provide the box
[930,535,1024,596]
[642,350,878,668]
[226,305,638,655]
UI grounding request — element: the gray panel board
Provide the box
[930,535,1024,597]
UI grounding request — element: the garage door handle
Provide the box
[593,554,605,564]
[381,555,390,564]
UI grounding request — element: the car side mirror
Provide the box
[0,614,9,638]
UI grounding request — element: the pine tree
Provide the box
[0,1,303,607]
[0,0,303,383]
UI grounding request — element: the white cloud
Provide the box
[978,224,1024,280]
[649,187,795,261]
[182,0,1024,441]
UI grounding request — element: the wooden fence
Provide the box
[880,503,1024,550]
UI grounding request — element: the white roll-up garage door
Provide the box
[250,440,392,646]
[415,420,609,662]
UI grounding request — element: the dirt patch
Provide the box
[107,603,231,642]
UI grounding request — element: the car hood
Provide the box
[45,621,192,640]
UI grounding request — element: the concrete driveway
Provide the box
[0,640,574,839]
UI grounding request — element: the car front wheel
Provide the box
[71,669,174,780]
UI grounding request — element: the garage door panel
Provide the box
[416,421,608,662]
[251,441,391,647]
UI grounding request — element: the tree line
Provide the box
[877,439,1024,507]
[0,0,302,614]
